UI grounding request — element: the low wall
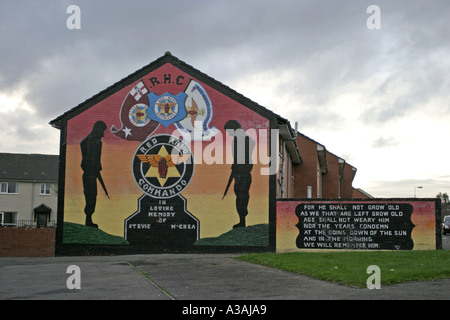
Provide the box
[0,227,56,257]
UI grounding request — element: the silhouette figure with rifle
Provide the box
[223,120,255,228]
[80,120,110,228]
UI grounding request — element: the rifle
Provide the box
[97,172,110,199]
[222,171,234,200]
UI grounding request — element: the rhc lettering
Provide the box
[148,74,185,88]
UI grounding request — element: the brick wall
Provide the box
[0,228,56,257]
[322,152,340,198]
[294,134,356,199]
[353,188,372,198]
[294,134,320,198]
[341,162,355,199]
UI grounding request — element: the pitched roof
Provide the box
[49,51,291,129]
[0,153,59,182]
[49,51,302,163]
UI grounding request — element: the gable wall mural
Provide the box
[60,61,273,253]
[52,55,442,255]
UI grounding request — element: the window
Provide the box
[2,212,17,226]
[40,183,51,195]
[0,182,18,194]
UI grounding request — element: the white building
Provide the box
[0,153,58,227]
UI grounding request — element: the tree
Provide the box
[436,192,449,204]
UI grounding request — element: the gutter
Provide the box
[280,121,299,198]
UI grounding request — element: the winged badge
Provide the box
[137,154,190,179]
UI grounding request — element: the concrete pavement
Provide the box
[1,253,449,301]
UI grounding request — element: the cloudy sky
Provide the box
[0,0,449,198]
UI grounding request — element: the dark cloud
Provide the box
[0,1,69,88]
[0,1,371,102]
[1,1,444,115]
[1,0,450,163]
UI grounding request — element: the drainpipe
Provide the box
[31,180,36,221]
[281,122,298,198]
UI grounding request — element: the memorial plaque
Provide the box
[295,202,415,250]
[124,194,199,248]
[124,133,199,249]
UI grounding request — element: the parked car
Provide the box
[443,215,450,235]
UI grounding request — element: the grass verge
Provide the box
[237,251,450,288]
[63,222,129,244]
[195,224,268,246]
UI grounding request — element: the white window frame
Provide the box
[0,212,4,226]
[0,182,19,194]
[40,183,51,195]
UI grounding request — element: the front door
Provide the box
[37,213,47,227]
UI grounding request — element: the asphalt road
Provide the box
[1,251,449,302]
